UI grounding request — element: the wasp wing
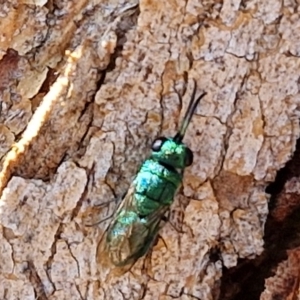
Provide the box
[96,185,136,266]
[119,202,169,267]
[96,184,169,268]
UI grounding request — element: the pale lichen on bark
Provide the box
[0,0,300,299]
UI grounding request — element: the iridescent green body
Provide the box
[97,81,206,267]
[134,158,182,215]
[104,144,184,266]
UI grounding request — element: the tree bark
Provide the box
[0,1,300,299]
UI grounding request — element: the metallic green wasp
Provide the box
[97,81,206,267]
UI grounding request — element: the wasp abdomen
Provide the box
[133,159,182,216]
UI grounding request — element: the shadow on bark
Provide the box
[220,135,300,300]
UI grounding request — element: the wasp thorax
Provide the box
[151,137,193,169]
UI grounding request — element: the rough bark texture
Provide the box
[0,1,300,300]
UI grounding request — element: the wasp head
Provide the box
[150,80,206,170]
[151,137,193,169]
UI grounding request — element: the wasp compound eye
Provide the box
[185,148,194,166]
[151,137,167,151]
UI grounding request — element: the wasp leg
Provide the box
[141,232,167,271]
[85,213,114,227]
[161,213,184,234]
[157,233,168,249]
[94,190,127,207]
[86,192,126,226]
[94,199,117,208]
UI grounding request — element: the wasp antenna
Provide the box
[174,80,206,143]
